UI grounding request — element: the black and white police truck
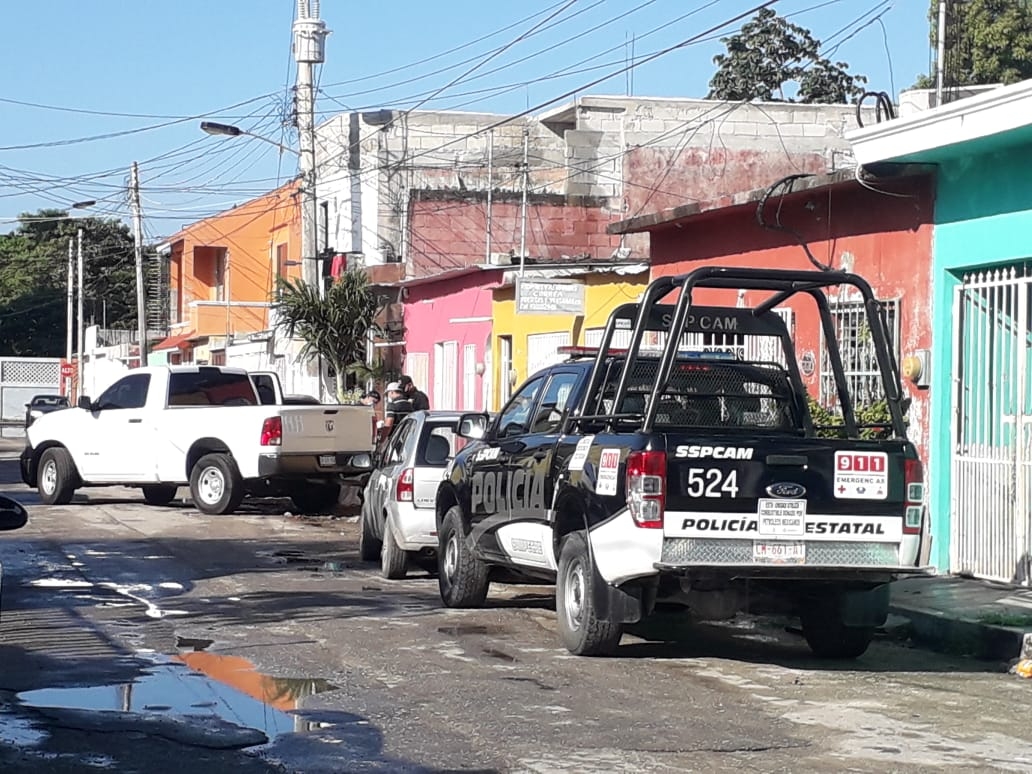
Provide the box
[436,266,930,658]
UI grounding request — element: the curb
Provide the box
[889,602,1032,661]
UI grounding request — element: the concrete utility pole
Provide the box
[935,0,947,107]
[65,238,73,366]
[293,0,329,296]
[76,229,84,379]
[518,125,530,276]
[130,161,147,366]
[485,129,493,263]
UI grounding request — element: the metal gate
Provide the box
[951,266,1032,584]
[0,357,62,436]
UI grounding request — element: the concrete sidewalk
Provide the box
[889,574,1032,662]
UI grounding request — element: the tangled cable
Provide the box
[856,91,896,128]
[756,173,834,272]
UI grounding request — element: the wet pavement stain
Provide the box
[15,652,338,746]
[176,636,214,651]
[437,624,494,636]
[481,647,517,663]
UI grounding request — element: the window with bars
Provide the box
[820,297,899,409]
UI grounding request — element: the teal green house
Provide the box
[849,81,1032,585]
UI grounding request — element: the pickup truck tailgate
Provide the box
[660,436,921,568]
[278,406,374,454]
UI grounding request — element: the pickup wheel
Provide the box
[142,484,178,506]
[358,505,382,561]
[38,447,78,505]
[290,484,340,514]
[381,519,409,580]
[438,505,489,607]
[189,453,244,515]
[800,605,876,659]
[557,531,623,656]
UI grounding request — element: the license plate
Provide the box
[753,541,806,564]
[757,498,806,537]
[318,454,336,467]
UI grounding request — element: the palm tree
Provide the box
[273,272,381,403]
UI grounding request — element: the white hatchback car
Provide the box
[360,411,464,579]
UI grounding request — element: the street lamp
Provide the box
[199,120,319,296]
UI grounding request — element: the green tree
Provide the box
[273,272,381,403]
[0,210,139,356]
[919,0,1032,89]
[707,8,867,103]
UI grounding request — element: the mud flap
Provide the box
[838,583,890,628]
[590,567,654,624]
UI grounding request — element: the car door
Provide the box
[499,371,581,569]
[372,418,416,531]
[468,375,546,560]
[80,373,152,481]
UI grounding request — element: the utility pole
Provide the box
[293,0,329,296]
[935,0,947,107]
[485,129,493,263]
[518,125,529,276]
[130,161,147,366]
[76,229,84,382]
[65,238,73,395]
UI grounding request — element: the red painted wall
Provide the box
[647,175,935,461]
[407,195,625,278]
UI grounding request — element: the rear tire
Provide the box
[800,605,876,659]
[37,447,78,505]
[358,505,382,561]
[438,506,489,607]
[290,484,340,514]
[381,520,409,580]
[556,531,622,656]
[189,453,244,515]
[142,484,178,506]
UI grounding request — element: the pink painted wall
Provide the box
[402,269,503,412]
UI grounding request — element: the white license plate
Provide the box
[757,498,806,537]
[753,541,806,564]
[318,454,336,467]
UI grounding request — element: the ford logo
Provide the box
[766,482,806,498]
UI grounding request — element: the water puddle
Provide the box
[16,651,337,745]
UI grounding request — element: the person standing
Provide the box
[398,374,430,411]
[380,381,414,441]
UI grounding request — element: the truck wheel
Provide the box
[557,531,622,656]
[358,505,382,561]
[142,484,178,506]
[381,520,409,580]
[38,447,78,505]
[189,453,244,515]
[438,506,489,607]
[800,606,875,659]
[290,484,340,514]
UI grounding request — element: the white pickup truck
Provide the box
[19,365,375,515]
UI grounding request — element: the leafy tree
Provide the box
[918,0,1032,89]
[707,8,867,103]
[0,210,139,356]
[273,272,381,403]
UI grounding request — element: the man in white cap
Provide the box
[380,381,414,441]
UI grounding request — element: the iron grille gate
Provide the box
[951,266,1032,584]
[0,357,62,435]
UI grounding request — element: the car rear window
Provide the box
[416,423,461,467]
[168,370,258,407]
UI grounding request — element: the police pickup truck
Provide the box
[435,267,929,658]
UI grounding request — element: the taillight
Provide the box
[903,458,924,535]
[260,416,282,446]
[626,450,665,529]
[396,468,414,502]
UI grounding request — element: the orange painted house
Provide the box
[153,181,301,362]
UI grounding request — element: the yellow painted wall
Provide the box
[489,271,648,410]
[166,181,300,336]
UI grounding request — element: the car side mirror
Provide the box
[77,396,94,411]
[456,412,489,440]
[0,495,27,531]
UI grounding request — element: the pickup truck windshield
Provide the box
[595,356,798,432]
[167,371,258,407]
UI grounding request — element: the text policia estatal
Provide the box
[678,517,888,536]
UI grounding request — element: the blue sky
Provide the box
[0,0,928,240]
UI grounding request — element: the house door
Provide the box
[434,341,458,410]
[526,331,570,379]
[951,265,1032,584]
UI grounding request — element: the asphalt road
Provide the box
[0,458,1030,773]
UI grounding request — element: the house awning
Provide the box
[151,331,195,352]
